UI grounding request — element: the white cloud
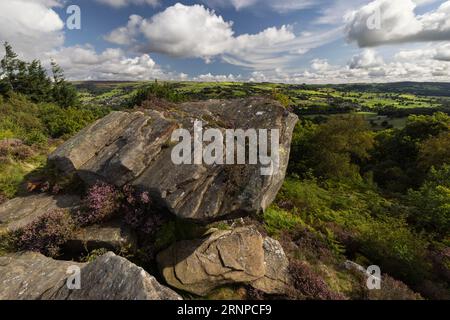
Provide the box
[317,0,441,25]
[434,44,450,61]
[193,73,241,82]
[395,43,450,61]
[0,0,65,59]
[0,0,186,81]
[139,4,234,60]
[95,0,160,8]
[349,49,384,69]
[104,15,143,45]
[45,45,184,81]
[106,3,340,70]
[311,59,331,72]
[346,0,450,47]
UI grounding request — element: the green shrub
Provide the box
[408,165,450,238]
[263,206,304,237]
[39,104,99,138]
[127,81,186,108]
[357,218,430,284]
[0,163,29,198]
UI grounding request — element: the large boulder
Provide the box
[0,194,80,234]
[49,98,298,221]
[0,251,182,300]
[157,226,290,296]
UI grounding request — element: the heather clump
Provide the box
[16,209,74,257]
[122,185,166,235]
[289,260,346,300]
[74,182,121,226]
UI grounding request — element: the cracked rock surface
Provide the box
[157,226,290,296]
[49,97,298,222]
[0,251,182,300]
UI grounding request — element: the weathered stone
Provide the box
[0,194,80,234]
[343,260,367,274]
[0,252,80,300]
[157,226,266,296]
[251,237,291,295]
[64,220,137,254]
[49,98,298,221]
[0,251,182,300]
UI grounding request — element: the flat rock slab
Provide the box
[0,194,80,234]
[0,252,182,300]
[49,97,298,222]
[157,226,290,296]
[64,220,137,254]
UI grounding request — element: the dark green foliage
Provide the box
[0,93,106,141]
[369,112,450,192]
[50,60,79,108]
[0,43,78,108]
[289,115,374,181]
[126,81,186,108]
[39,104,101,138]
[357,218,430,284]
[408,165,450,239]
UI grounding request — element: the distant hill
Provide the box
[73,81,450,98]
[311,82,450,97]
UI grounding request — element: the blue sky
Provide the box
[1,0,450,83]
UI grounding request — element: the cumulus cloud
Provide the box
[193,73,242,82]
[0,0,65,59]
[96,0,160,8]
[395,43,450,62]
[0,0,177,81]
[349,49,384,69]
[317,0,440,25]
[104,15,143,45]
[139,4,234,60]
[346,0,450,47]
[45,45,184,81]
[105,3,340,70]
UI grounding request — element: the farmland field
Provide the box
[74,81,450,130]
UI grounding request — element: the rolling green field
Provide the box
[74,81,450,131]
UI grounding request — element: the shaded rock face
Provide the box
[0,252,182,300]
[49,98,298,221]
[0,194,80,234]
[157,226,290,296]
[64,220,137,255]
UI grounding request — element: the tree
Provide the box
[408,165,450,238]
[309,115,374,180]
[1,44,78,107]
[23,60,52,103]
[0,42,18,94]
[370,112,450,192]
[51,60,78,108]
[418,132,450,171]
